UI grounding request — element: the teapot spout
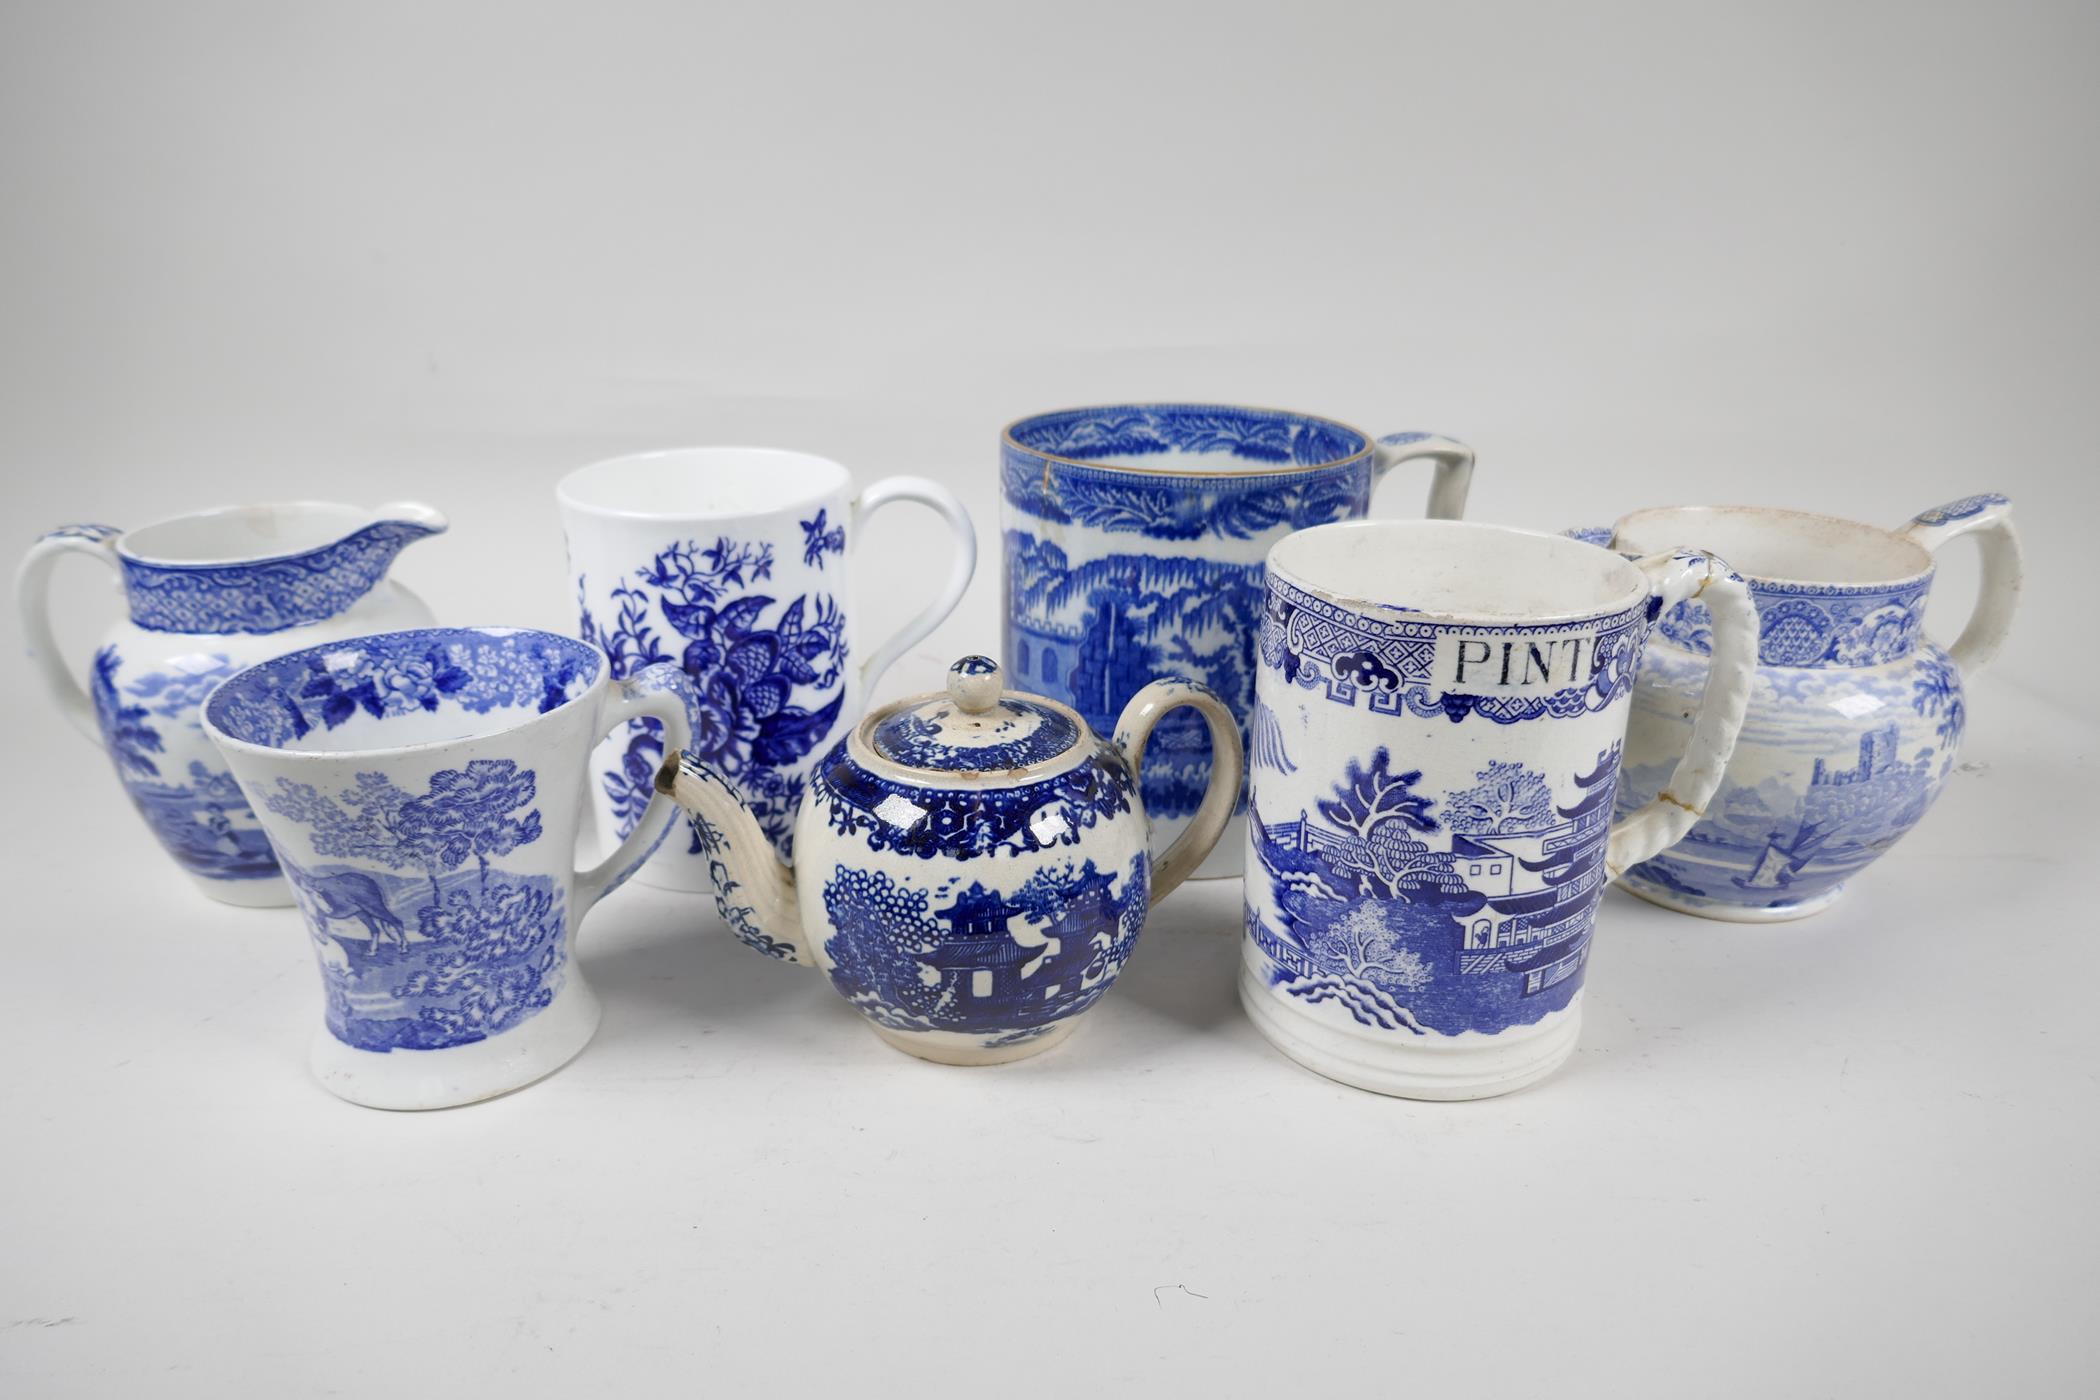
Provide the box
[657,753,811,965]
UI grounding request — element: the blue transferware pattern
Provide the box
[206,627,597,747]
[204,626,697,1105]
[88,645,274,880]
[1247,745,1620,1035]
[17,504,445,903]
[658,655,1244,1064]
[579,526,848,857]
[1604,495,2023,920]
[1260,572,1653,725]
[819,856,1149,1038]
[1001,405,1472,868]
[121,517,446,635]
[1238,525,1762,1099]
[267,759,565,1052]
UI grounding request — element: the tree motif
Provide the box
[1302,901,1435,992]
[415,760,543,890]
[90,648,163,779]
[1443,760,1554,834]
[1319,748,1437,839]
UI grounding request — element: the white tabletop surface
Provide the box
[3,4,2094,1395]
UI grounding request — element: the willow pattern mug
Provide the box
[1241,521,1758,1100]
[560,447,976,890]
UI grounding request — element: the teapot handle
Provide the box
[1112,679,1244,906]
[1371,432,1475,521]
[15,524,125,744]
[1896,494,2023,675]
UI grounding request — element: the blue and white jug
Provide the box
[1583,497,2023,921]
[17,501,448,905]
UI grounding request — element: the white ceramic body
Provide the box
[15,503,447,906]
[661,660,1243,1065]
[560,447,975,892]
[1000,405,1474,882]
[1240,521,1758,1100]
[1600,497,2023,921]
[203,628,693,1109]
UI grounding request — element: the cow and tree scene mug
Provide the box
[203,626,695,1109]
[560,447,976,890]
[1240,520,1758,1100]
[1000,403,1474,881]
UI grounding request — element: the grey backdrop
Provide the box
[2,3,2093,1396]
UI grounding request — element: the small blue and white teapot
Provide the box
[660,655,1242,1063]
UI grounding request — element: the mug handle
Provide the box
[1372,432,1475,521]
[15,523,126,744]
[1605,551,1759,877]
[1895,494,2023,675]
[573,661,696,917]
[851,476,977,695]
[1112,678,1244,906]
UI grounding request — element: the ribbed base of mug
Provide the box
[1619,872,1847,923]
[189,870,293,908]
[308,978,603,1110]
[870,1017,1082,1066]
[1238,962,1582,1101]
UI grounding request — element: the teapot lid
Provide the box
[864,656,1082,774]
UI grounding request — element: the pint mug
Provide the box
[204,627,695,1109]
[560,447,976,888]
[1241,521,1758,1100]
[1001,403,1473,880]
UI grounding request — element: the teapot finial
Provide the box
[945,655,1002,714]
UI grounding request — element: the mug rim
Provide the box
[1269,519,1653,627]
[1610,504,1933,588]
[203,625,610,762]
[557,445,850,522]
[1002,401,1375,477]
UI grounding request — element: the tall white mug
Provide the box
[559,447,976,889]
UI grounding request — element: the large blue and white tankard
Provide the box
[1241,521,1759,1100]
[1001,403,1474,881]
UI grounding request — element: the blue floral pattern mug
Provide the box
[560,447,976,891]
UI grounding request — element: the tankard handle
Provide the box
[1112,679,1244,906]
[574,662,697,916]
[851,476,977,697]
[1896,494,2023,675]
[1371,432,1475,521]
[15,523,125,744]
[1605,551,1759,877]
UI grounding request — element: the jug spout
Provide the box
[657,754,810,965]
[371,501,449,543]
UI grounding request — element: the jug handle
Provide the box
[1112,679,1244,906]
[1371,432,1475,521]
[851,477,977,697]
[572,662,698,917]
[15,524,125,744]
[1606,551,1759,877]
[1896,494,2023,675]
